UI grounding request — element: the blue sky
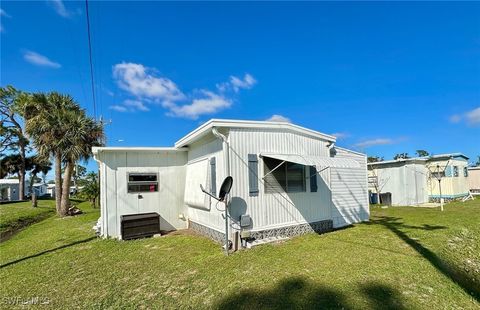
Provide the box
[1,1,479,177]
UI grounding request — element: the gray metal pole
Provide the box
[212,127,230,256]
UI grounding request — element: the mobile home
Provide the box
[93,119,369,246]
[368,153,470,205]
[0,179,20,201]
[467,167,480,195]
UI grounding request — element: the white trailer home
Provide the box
[368,153,470,206]
[93,119,369,247]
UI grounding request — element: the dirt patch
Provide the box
[160,229,201,237]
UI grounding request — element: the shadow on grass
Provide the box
[0,236,96,269]
[215,277,407,310]
[371,216,479,302]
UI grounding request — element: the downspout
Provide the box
[326,140,335,223]
[212,127,231,255]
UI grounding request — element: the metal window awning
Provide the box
[260,153,361,168]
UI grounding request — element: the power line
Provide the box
[85,0,97,120]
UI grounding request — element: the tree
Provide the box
[28,156,52,207]
[415,150,429,157]
[79,172,100,207]
[367,156,384,163]
[59,110,103,213]
[1,86,30,200]
[63,164,86,191]
[24,92,103,216]
[393,153,410,160]
[0,154,33,182]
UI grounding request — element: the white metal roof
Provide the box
[174,119,336,148]
[260,153,361,168]
[368,152,469,167]
[368,158,427,167]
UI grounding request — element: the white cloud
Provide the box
[217,73,257,93]
[449,107,480,126]
[166,91,232,119]
[109,105,128,113]
[112,62,256,119]
[109,100,149,113]
[354,138,394,148]
[266,114,291,123]
[230,74,257,92]
[1,9,11,33]
[113,62,185,102]
[124,99,149,112]
[23,50,61,68]
[331,132,349,139]
[466,107,480,125]
[48,0,74,18]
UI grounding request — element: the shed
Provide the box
[93,119,369,246]
[368,158,429,206]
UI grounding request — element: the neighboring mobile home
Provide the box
[0,180,48,201]
[0,179,20,201]
[368,153,470,206]
[468,167,480,195]
[425,154,470,201]
[93,119,369,247]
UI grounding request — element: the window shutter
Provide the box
[310,166,318,192]
[248,154,259,196]
[445,166,453,177]
[210,157,216,196]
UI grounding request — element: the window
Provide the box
[464,167,468,177]
[453,166,459,177]
[263,157,305,193]
[127,173,158,193]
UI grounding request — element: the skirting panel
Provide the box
[429,193,468,202]
[250,220,333,240]
[189,221,225,244]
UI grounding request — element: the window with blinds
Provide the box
[263,157,305,193]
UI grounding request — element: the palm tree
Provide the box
[80,172,100,207]
[24,92,103,216]
[59,109,103,213]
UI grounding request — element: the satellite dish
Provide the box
[200,176,233,202]
[218,176,233,201]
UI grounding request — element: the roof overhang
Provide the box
[368,158,428,167]
[92,147,188,155]
[260,153,361,168]
[426,153,469,161]
[174,119,336,148]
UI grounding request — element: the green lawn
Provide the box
[0,199,56,239]
[0,199,479,309]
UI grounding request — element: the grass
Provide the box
[0,199,479,309]
[0,199,56,239]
